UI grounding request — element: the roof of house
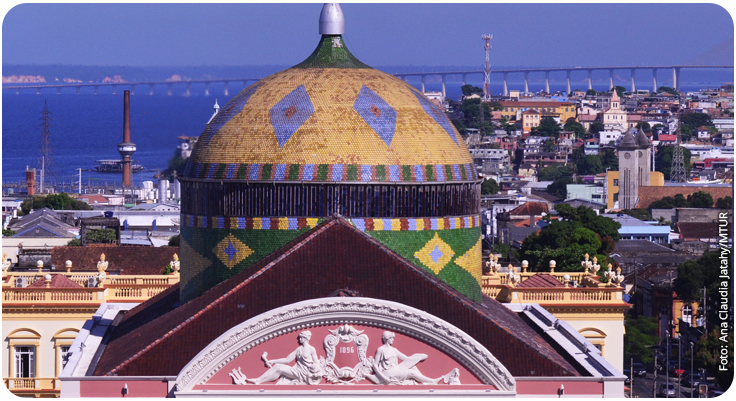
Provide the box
[50,246,178,274]
[13,222,76,238]
[636,186,733,209]
[658,135,677,141]
[90,218,581,378]
[517,274,565,288]
[499,101,573,107]
[509,202,549,216]
[677,222,728,240]
[27,273,83,289]
[79,194,110,204]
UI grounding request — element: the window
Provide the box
[61,346,71,369]
[14,346,35,378]
[682,304,693,325]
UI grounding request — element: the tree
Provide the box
[541,138,556,152]
[613,86,626,98]
[589,121,605,135]
[537,164,575,181]
[512,148,524,169]
[696,329,733,390]
[657,86,679,96]
[586,89,597,96]
[66,238,82,246]
[635,121,652,133]
[451,118,466,134]
[681,112,714,132]
[624,315,660,365]
[2,229,16,237]
[600,148,619,171]
[687,191,714,208]
[531,116,562,137]
[85,228,117,244]
[162,149,187,180]
[620,209,653,221]
[564,118,586,139]
[547,177,573,200]
[576,155,604,175]
[481,178,499,195]
[168,235,180,247]
[716,196,733,209]
[461,84,483,96]
[20,193,92,214]
[489,101,503,111]
[519,204,621,271]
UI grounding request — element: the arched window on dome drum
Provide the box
[180,180,479,218]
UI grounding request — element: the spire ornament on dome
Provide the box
[319,3,345,35]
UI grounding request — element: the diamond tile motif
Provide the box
[270,85,314,147]
[414,233,455,275]
[214,234,254,269]
[411,90,459,145]
[353,85,397,146]
[454,236,483,285]
[204,84,260,145]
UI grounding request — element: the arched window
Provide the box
[682,304,693,325]
[52,329,80,377]
[579,328,607,356]
[7,329,41,381]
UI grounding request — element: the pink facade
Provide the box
[80,379,169,398]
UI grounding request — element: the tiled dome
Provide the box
[184,35,473,183]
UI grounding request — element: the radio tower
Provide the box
[670,136,687,183]
[36,100,57,192]
[482,34,493,102]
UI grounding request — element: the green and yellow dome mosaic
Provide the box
[179,33,482,303]
[183,36,473,182]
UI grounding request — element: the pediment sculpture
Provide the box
[229,326,460,386]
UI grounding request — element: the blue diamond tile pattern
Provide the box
[270,85,315,147]
[411,90,459,145]
[429,245,444,264]
[223,241,238,261]
[204,84,260,145]
[353,85,397,147]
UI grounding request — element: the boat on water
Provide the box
[94,159,145,173]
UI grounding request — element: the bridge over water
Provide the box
[394,65,734,97]
[2,65,732,97]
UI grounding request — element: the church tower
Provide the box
[635,128,651,186]
[617,129,639,209]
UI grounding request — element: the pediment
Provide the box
[175,297,515,396]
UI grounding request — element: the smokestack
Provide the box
[25,167,36,196]
[117,91,136,188]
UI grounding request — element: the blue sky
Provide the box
[2,3,734,68]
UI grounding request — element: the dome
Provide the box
[618,129,638,150]
[179,4,481,304]
[184,35,473,182]
[635,128,651,148]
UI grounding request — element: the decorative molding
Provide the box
[175,297,515,393]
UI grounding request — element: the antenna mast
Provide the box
[36,100,58,192]
[482,34,493,102]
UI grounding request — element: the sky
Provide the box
[1,3,734,68]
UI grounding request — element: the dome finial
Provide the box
[319,3,344,35]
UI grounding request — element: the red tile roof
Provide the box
[677,222,730,240]
[509,202,549,216]
[92,218,580,378]
[658,135,677,142]
[51,246,178,275]
[517,274,565,288]
[636,186,732,209]
[27,273,82,288]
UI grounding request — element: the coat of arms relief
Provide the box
[229,325,461,386]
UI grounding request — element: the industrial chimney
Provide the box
[117,91,137,188]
